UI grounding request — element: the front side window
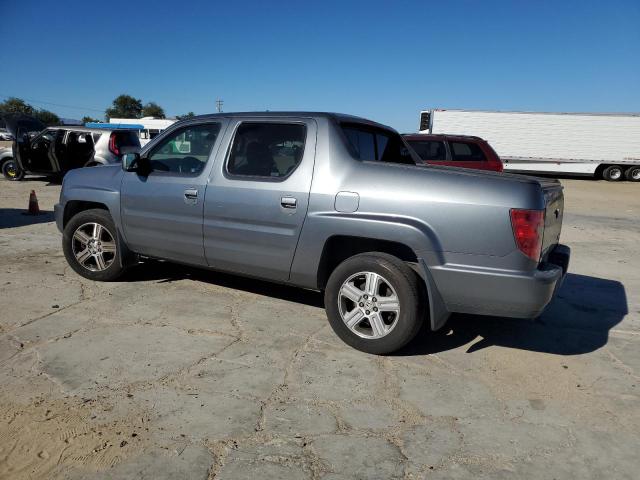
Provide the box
[407,140,446,161]
[148,123,220,174]
[342,123,414,165]
[449,141,486,161]
[227,122,306,178]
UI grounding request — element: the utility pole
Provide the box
[215,99,223,113]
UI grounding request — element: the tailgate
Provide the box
[540,180,564,260]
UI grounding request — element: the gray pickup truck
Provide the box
[55,112,569,354]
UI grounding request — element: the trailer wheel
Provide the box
[625,166,640,182]
[602,165,624,181]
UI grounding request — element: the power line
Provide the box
[216,98,223,113]
[0,93,105,113]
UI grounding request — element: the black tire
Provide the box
[625,166,640,182]
[62,208,125,281]
[2,159,25,181]
[602,165,624,181]
[324,252,424,354]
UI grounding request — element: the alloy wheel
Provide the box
[338,271,401,339]
[71,222,117,271]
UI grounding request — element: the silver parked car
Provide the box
[54,112,569,354]
[3,115,140,180]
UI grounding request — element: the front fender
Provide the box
[58,166,125,237]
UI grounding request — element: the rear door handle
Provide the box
[280,196,297,209]
[184,188,198,204]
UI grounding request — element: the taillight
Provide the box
[108,132,119,156]
[510,209,544,261]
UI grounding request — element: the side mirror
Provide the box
[123,152,152,176]
[122,152,140,172]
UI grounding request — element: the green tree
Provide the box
[0,97,34,115]
[176,111,195,120]
[105,94,143,120]
[141,102,165,118]
[81,116,101,124]
[33,109,60,126]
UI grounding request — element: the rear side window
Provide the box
[449,141,486,161]
[227,122,306,179]
[112,131,141,149]
[341,123,414,165]
[407,140,446,161]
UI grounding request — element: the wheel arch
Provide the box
[315,236,451,332]
[63,200,135,268]
[63,200,109,228]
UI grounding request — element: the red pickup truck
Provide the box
[403,134,503,172]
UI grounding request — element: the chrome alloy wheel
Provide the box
[71,222,117,271]
[632,169,640,181]
[338,271,401,339]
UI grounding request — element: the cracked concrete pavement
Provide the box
[0,176,639,479]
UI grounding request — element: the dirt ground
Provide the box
[0,175,638,479]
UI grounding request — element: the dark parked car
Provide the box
[2,115,140,180]
[403,133,503,172]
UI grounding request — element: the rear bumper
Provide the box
[54,203,64,233]
[431,244,570,319]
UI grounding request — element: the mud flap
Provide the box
[419,258,451,331]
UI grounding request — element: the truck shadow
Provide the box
[398,273,628,356]
[124,260,325,308]
[0,208,55,228]
[124,264,626,356]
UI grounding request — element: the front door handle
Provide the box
[281,196,297,209]
[184,188,198,205]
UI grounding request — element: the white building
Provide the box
[109,117,177,146]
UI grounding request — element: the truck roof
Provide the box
[188,111,395,131]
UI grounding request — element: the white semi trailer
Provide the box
[418,109,640,181]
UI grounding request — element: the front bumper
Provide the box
[54,203,64,233]
[431,244,571,319]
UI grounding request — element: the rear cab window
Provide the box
[341,123,414,165]
[449,141,486,161]
[226,122,307,179]
[112,131,141,150]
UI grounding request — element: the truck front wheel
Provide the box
[324,252,423,354]
[602,165,624,181]
[625,166,640,182]
[62,208,125,281]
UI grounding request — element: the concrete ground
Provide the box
[0,175,638,480]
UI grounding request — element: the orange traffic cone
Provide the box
[27,190,40,215]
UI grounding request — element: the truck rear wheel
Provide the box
[62,208,125,281]
[602,165,624,181]
[625,166,640,182]
[324,252,423,354]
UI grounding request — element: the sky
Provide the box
[0,0,638,132]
